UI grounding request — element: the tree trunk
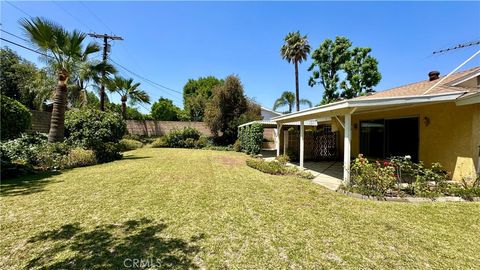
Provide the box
[288,103,292,113]
[121,96,127,119]
[295,61,300,112]
[48,69,68,143]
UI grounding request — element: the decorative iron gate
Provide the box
[312,130,338,161]
[287,125,338,161]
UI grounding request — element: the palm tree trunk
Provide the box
[288,103,292,113]
[121,96,127,119]
[295,61,300,112]
[48,69,68,143]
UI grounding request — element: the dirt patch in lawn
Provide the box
[216,156,244,167]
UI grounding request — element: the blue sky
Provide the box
[1,1,479,113]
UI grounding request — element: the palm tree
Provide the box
[21,17,100,142]
[273,91,312,113]
[280,31,311,112]
[74,60,117,107]
[105,76,150,119]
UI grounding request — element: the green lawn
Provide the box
[1,148,479,269]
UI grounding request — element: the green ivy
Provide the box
[238,123,263,155]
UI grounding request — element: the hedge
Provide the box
[238,122,263,155]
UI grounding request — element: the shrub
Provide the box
[93,142,123,163]
[275,154,290,165]
[35,142,71,171]
[151,137,168,148]
[119,139,143,151]
[238,123,263,155]
[246,158,313,179]
[1,133,48,164]
[122,134,141,141]
[233,139,242,152]
[0,96,31,140]
[247,158,286,175]
[195,136,209,149]
[164,127,201,148]
[65,109,126,162]
[350,154,397,196]
[62,148,96,169]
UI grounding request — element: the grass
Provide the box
[1,148,479,269]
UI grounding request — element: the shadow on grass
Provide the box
[26,218,204,269]
[0,171,63,197]
[121,155,152,160]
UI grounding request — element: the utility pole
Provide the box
[88,33,123,111]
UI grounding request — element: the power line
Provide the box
[52,1,93,32]
[0,37,51,58]
[108,57,183,96]
[79,1,114,34]
[0,29,30,43]
[5,1,32,18]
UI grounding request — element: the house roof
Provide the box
[272,66,479,123]
[355,66,480,100]
[260,107,282,116]
[238,119,318,128]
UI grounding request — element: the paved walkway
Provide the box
[294,161,343,191]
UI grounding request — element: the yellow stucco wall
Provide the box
[346,102,480,181]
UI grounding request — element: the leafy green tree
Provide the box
[309,36,381,103]
[340,47,381,98]
[0,48,55,110]
[183,76,223,121]
[273,91,312,113]
[204,75,261,144]
[151,97,181,121]
[308,36,351,104]
[21,17,100,142]
[280,31,311,112]
[104,76,150,119]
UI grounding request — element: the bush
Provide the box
[93,142,123,163]
[246,158,313,179]
[195,136,209,149]
[164,127,201,148]
[119,139,143,151]
[1,133,48,164]
[238,123,263,155]
[1,96,31,140]
[233,139,242,152]
[275,154,290,165]
[350,154,397,196]
[247,158,286,175]
[65,108,126,162]
[122,134,141,141]
[151,137,168,148]
[35,142,71,171]
[62,148,96,169]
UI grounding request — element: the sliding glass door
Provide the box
[360,117,419,162]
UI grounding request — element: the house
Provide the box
[271,67,480,183]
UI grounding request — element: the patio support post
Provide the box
[300,120,304,168]
[343,113,352,184]
[276,123,282,156]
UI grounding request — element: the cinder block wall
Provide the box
[27,110,212,137]
[125,120,212,137]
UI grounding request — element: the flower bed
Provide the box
[344,154,480,201]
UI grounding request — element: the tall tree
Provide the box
[183,76,223,121]
[21,17,100,142]
[340,47,381,98]
[204,75,261,144]
[308,36,351,104]
[151,97,181,121]
[280,31,311,112]
[105,76,150,119]
[0,47,55,110]
[273,91,312,113]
